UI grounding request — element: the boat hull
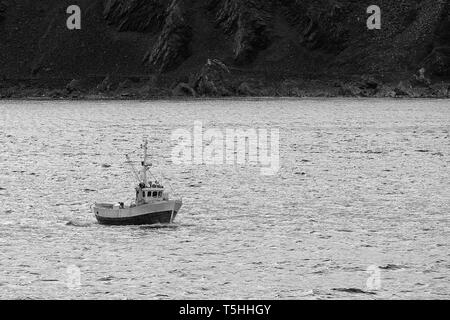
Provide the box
[93,200,182,226]
[95,210,178,225]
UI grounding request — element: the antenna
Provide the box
[125,154,141,184]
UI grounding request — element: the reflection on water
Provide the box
[0,99,449,299]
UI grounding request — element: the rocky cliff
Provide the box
[0,0,448,98]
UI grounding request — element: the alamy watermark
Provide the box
[66,264,81,290]
[171,121,280,175]
[366,265,382,291]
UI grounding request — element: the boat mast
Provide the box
[142,140,150,186]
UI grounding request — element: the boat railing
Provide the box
[95,203,114,208]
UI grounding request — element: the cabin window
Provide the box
[158,191,162,197]
[152,191,158,197]
[147,191,152,197]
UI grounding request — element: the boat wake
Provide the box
[65,220,93,227]
[332,288,377,295]
[139,223,179,230]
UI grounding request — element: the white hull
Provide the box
[93,200,182,225]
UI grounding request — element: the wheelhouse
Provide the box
[136,181,165,204]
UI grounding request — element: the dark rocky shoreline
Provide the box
[1,74,449,100]
[0,0,448,99]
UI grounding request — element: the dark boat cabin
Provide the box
[136,182,167,204]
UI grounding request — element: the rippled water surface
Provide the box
[0,99,449,299]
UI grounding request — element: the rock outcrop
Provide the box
[143,0,192,72]
[66,79,83,93]
[209,0,272,64]
[104,0,166,32]
[193,58,231,96]
[172,82,195,96]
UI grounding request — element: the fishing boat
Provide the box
[92,140,182,225]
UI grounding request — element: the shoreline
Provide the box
[1,76,449,101]
[1,95,449,102]
[1,85,449,101]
